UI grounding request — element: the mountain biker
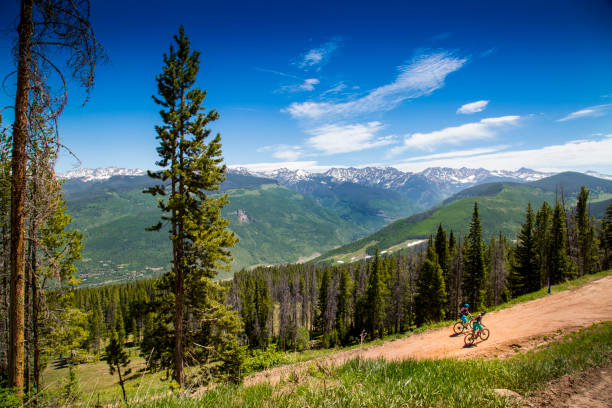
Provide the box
[472,311,486,335]
[459,303,471,325]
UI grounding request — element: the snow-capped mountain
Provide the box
[59,167,146,181]
[585,171,612,181]
[229,166,553,189]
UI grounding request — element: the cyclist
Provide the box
[472,311,486,335]
[459,303,471,326]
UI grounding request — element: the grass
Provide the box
[134,321,612,407]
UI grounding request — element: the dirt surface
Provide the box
[246,275,612,385]
[523,363,612,407]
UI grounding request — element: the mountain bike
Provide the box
[453,314,473,334]
[464,327,489,346]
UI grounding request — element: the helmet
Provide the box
[464,304,469,308]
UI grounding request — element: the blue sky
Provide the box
[1,0,611,174]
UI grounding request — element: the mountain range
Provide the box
[59,166,612,285]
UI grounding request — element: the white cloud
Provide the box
[300,78,319,91]
[393,135,612,173]
[399,146,510,162]
[257,145,303,161]
[457,100,489,114]
[306,121,395,155]
[391,115,520,154]
[228,161,331,173]
[321,82,347,96]
[558,104,611,122]
[279,78,320,93]
[286,52,467,120]
[299,40,341,69]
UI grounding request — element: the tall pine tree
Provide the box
[509,202,539,296]
[365,250,387,339]
[145,27,238,387]
[576,186,598,275]
[415,237,446,324]
[549,202,573,284]
[462,203,487,311]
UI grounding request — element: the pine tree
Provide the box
[435,224,450,281]
[534,201,552,286]
[144,27,238,387]
[365,250,387,339]
[549,202,573,284]
[336,268,353,341]
[576,186,598,275]
[315,268,331,334]
[104,330,131,403]
[509,203,539,296]
[415,238,446,324]
[462,203,487,311]
[602,200,612,269]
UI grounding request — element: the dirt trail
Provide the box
[246,275,612,385]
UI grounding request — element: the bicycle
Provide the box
[464,326,490,346]
[453,314,473,334]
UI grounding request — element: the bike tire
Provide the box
[453,321,464,334]
[480,328,490,341]
[464,333,475,346]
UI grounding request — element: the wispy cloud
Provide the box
[321,82,347,96]
[254,67,301,80]
[558,104,611,122]
[279,78,320,93]
[457,100,489,114]
[306,121,395,155]
[298,39,342,70]
[394,135,612,172]
[228,161,330,173]
[399,146,510,162]
[257,145,303,161]
[285,52,467,120]
[391,115,520,155]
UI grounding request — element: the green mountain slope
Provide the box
[64,175,366,285]
[312,173,612,265]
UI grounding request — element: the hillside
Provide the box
[312,172,612,264]
[63,174,367,285]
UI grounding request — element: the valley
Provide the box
[60,167,612,285]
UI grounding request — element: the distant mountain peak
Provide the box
[59,167,146,181]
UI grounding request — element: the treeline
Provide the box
[74,193,612,355]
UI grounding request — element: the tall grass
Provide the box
[134,321,612,408]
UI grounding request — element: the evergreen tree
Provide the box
[315,267,331,333]
[549,202,573,284]
[336,268,353,341]
[144,27,238,387]
[104,330,131,404]
[462,203,487,311]
[576,186,598,275]
[534,201,552,286]
[509,203,539,296]
[365,250,387,339]
[415,238,446,324]
[602,200,612,269]
[435,223,450,283]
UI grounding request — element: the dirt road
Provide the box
[246,275,612,385]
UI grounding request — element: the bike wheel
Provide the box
[453,321,464,334]
[479,328,490,341]
[464,333,475,346]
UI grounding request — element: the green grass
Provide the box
[133,321,612,407]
